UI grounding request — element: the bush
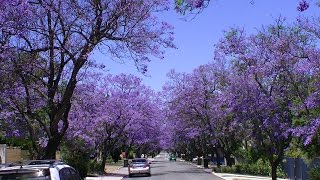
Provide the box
[105,156,114,163]
[60,141,91,178]
[212,158,287,178]
[88,160,101,174]
[62,149,90,178]
[309,166,320,180]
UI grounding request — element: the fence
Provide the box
[283,157,320,180]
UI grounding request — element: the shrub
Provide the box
[105,156,114,163]
[212,158,287,178]
[62,149,90,178]
[88,160,101,174]
[60,141,92,178]
[308,166,320,180]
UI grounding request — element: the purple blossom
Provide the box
[38,137,48,148]
[193,0,204,8]
[297,0,310,12]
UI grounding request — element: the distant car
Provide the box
[0,160,81,180]
[169,154,176,161]
[128,158,151,177]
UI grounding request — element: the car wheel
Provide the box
[147,173,151,177]
[129,174,132,178]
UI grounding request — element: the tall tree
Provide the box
[68,73,164,171]
[174,0,312,14]
[214,18,320,179]
[164,63,241,166]
[0,0,175,159]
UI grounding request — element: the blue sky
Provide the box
[91,0,319,91]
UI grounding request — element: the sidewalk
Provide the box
[85,157,158,180]
[179,159,289,180]
[85,164,128,180]
[180,159,213,174]
[213,172,289,180]
[105,164,123,174]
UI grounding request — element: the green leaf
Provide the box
[176,0,184,6]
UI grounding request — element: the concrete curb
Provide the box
[179,159,290,180]
[179,159,212,171]
[212,172,290,180]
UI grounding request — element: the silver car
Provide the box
[128,158,151,177]
[0,160,81,180]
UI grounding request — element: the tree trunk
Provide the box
[268,148,284,180]
[136,149,141,158]
[224,152,233,167]
[125,147,131,159]
[269,156,281,180]
[101,153,107,173]
[100,140,110,173]
[271,161,278,180]
[214,147,221,167]
[43,137,60,159]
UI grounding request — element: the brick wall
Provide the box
[20,150,30,161]
[0,144,61,163]
[6,147,22,163]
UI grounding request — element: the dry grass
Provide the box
[104,165,122,173]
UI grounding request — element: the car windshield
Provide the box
[0,170,50,180]
[132,159,147,164]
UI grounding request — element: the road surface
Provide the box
[122,152,223,180]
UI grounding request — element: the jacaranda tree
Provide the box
[0,0,175,158]
[164,63,241,167]
[68,73,164,171]
[213,17,320,179]
[174,0,312,14]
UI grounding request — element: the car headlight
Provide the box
[37,170,44,176]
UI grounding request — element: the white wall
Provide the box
[0,144,6,163]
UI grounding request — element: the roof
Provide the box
[0,160,66,170]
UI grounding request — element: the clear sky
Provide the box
[91,0,319,91]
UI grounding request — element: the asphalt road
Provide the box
[122,153,223,180]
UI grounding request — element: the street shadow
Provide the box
[149,161,162,164]
[148,172,167,176]
[150,165,166,168]
[124,172,167,178]
[123,174,149,178]
[165,169,212,174]
[104,173,127,177]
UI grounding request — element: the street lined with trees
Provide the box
[0,1,320,180]
[164,17,320,179]
[0,0,174,160]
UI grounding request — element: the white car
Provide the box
[0,160,81,180]
[128,158,151,177]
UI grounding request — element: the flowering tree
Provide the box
[0,53,49,158]
[213,17,320,179]
[68,73,164,171]
[0,0,31,56]
[174,0,312,14]
[0,0,175,158]
[164,63,242,166]
[163,15,320,178]
[289,16,320,154]
[174,0,209,14]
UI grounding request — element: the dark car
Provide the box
[128,158,151,177]
[0,160,81,180]
[169,154,176,161]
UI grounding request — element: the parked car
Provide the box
[169,154,176,161]
[128,158,151,177]
[0,160,81,180]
